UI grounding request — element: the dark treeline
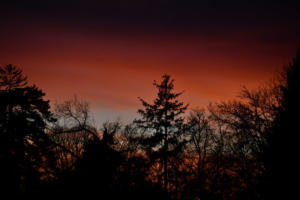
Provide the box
[0,50,299,199]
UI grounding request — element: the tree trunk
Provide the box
[164,150,168,193]
[164,124,168,198]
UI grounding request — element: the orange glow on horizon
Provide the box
[0,24,298,123]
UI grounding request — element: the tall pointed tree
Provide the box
[135,74,188,195]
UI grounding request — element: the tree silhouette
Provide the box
[134,74,188,196]
[0,64,56,196]
[184,109,218,199]
[207,86,279,199]
[262,49,300,199]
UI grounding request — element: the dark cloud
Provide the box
[1,0,300,28]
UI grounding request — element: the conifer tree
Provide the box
[135,74,188,195]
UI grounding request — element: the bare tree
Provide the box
[207,84,280,199]
[187,109,213,179]
[48,96,98,171]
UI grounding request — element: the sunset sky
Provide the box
[1,0,300,124]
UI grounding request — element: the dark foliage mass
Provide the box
[0,50,299,199]
[0,65,56,197]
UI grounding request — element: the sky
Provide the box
[0,0,300,124]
